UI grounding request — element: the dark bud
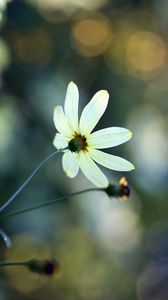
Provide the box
[105,177,131,201]
[27,258,60,277]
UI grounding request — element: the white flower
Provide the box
[53,81,135,188]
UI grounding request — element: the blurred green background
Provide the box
[0,0,168,299]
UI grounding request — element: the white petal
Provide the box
[79,151,109,187]
[62,150,80,178]
[53,106,74,137]
[53,133,69,150]
[64,81,79,132]
[88,127,132,149]
[89,149,135,171]
[79,90,109,136]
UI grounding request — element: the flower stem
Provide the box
[0,188,103,220]
[0,150,61,213]
[0,261,27,268]
[0,258,60,276]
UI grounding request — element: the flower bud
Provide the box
[27,258,60,277]
[105,177,131,200]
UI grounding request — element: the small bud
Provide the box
[105,177,131,201]
[27,258,60,277]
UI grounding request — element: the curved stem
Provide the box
[0,150,61,213]
[0,188,103,220]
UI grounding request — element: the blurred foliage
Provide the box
[0,0,168,299]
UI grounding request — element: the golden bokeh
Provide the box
[104,23,135,74]
[71,13,112,57]
[13,28,54,67]
[126,31,167,79]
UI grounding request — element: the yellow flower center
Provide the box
[68,134,88,153]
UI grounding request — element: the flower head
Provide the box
[53,82,134,187]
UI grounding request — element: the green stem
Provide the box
[0,150,61,213]
[0,188,103,220]
[0,261,27,268]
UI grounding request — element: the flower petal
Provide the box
[79,151,109,187]
[64,81,79,132]
[79,90,109,136]
[88,127,132,149]
[62,150,80,178]
[89,149,135,171]
[53,133,69,150]
[53,106,74,137]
